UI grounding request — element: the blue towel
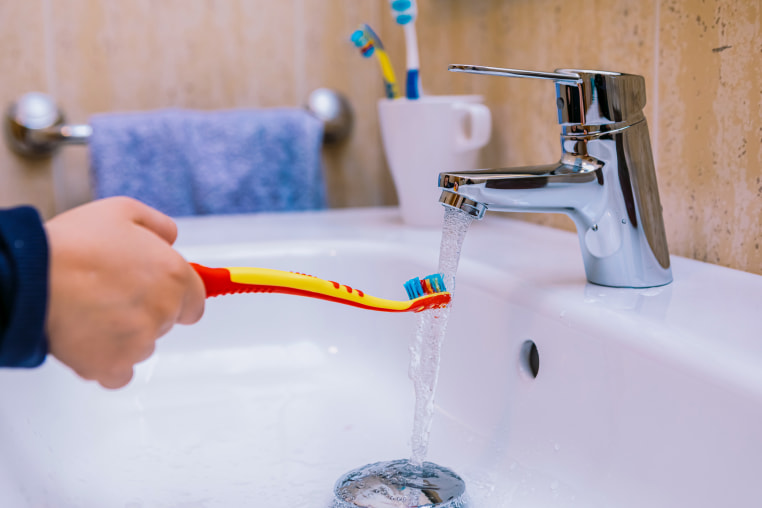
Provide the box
[89,108,326,216]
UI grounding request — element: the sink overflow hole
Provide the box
[520,340,540,379]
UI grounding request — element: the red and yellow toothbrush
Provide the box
[190,263,450,313]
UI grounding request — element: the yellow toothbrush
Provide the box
[350,24,400,99]
[190,264,450,313]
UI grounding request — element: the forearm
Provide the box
[0,206,49,367]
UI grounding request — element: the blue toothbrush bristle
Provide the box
[390,0,415,24]
[404,274,447,299]
[404,278,423,299]
[350,30,364,45]
[351,28,375,57]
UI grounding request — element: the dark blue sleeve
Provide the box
[0,206,49,367]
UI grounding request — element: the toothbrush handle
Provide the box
[191,263,359,300]
[191,263,246,298]
[404,23,421,99]
[376,49,401,99]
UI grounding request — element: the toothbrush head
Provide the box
[404,274,450,312]
[361,24,386,50]
[389,0,417,25]
[404,274,447,300]
[350,29,375,58]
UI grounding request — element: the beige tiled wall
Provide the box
[381,0,761,275]
[1,1,759,275]
[0,1,57,218]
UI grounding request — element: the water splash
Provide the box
[408,208,474,466]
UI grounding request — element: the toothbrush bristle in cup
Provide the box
[390,0,417,24]
[350,29,375,57]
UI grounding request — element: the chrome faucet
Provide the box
[438,65,672,288]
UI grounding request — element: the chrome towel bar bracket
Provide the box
[4,89,353,158]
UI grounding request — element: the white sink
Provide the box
[1,207,761,507]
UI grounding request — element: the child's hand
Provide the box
[45,197,205,389]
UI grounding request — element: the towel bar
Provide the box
[3,89,353,158]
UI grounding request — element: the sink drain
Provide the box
[333,459,467,507]
[520,340,540,379]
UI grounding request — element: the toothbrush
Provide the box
[350,24,400,99]
[190,263,450,313]
[388,0,421,99]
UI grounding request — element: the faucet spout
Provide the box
[436,65,672,288]
[438,117,672,289]
[439,159,604,229]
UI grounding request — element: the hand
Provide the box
[45,197,205,389]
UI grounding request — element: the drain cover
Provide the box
[333,459,467,508]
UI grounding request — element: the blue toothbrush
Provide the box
[388,0,422,99]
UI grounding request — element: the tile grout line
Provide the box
[42,0,56,97]
[293,0,306,106]
[42,0,65,214]
[652,0,661,165]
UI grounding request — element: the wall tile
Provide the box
[381,0,760,275]
[0,0,56,217]
[658,0,761,273]
[0,0,758,274]
[383,0,657,232]
[300,0,396,208]
[53,0,299,113]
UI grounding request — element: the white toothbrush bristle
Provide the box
[389,0,417,24]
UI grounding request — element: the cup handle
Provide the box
[453,103,491,152]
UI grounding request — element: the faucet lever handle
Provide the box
[448,64,581,84]
[449,64,647,127]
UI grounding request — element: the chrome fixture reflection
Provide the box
[439,65,672,288]
[4,89,353,158]
[3,92,91,157]
[305,88,353,144]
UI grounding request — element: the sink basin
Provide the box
[1,207,761,507]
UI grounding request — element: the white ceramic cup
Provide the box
[378,95,491,227]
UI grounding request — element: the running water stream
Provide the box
[332,207,475,507]
[408,207,474,466]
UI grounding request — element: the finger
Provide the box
[134,340,156,364]
[98,367,134,390]
[121,197,178,245]
[176,264,206,325]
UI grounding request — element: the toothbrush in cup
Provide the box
[190,263,450,313]
[350,24,400,99]
[388,0,421,99]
